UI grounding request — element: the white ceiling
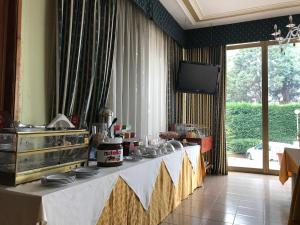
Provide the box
[159,0,300,29]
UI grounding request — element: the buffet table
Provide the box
[0,145,205,225]
[279,148,300,225]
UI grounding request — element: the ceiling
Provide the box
[159,0,300,29]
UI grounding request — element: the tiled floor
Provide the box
[161,172,291,225]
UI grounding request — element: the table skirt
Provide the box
[97,153,205,225]
[288,167,300,225]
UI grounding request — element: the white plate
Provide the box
[72,167,100,178]
[72,167,100,174]
[41,173,76,186]
[41,179,71,187]
[44,174,75,180]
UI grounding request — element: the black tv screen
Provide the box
[176,61,219,94]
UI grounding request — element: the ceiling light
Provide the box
[272,15,300,50]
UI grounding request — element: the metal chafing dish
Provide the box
[0,128,89,186]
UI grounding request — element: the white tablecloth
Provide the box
[185,145,200,172]
[162,150,184,185]
[119,156,162,209]
[0,145,200,225]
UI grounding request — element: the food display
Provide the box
[0,128,89,186]
[96,138,123,167]
[122,138,140,156]
[159,131,180,140]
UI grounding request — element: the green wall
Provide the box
[19,0,55,125]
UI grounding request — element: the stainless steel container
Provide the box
[0,128,89,186]
[99,108,113,127]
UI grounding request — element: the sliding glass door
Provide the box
[226,45,263,170]
[268,43,300,171]
[226,41,300,174]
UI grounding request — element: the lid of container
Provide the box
[122,138,140,143]
[99,107,113,116]
[99,137,122,145]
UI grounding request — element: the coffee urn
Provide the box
[99,108,113,126]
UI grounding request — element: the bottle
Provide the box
[129,142,135,155]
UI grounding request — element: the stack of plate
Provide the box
[41,173,76,187]
[72,167,100,178]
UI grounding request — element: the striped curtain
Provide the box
[54,0,117,128]
[167,36,183,128]
[176,46,228,175]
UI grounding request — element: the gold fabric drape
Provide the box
[289,168,300,225]
[176,47,228,175]
[279,149,300,225]
[97,153,205,225]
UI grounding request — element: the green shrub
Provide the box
[227,138,261,154]
[226,102,300,153]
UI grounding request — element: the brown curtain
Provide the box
[176,46,228,175]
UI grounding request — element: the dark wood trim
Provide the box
[0,0,21,121]
[0,0,9,111]
[14,0,22,121]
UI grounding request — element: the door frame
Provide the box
[0,0,22,120]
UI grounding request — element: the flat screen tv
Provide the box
[176,61,219,94]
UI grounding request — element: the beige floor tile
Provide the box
[236,206,264,217]
[162,172,291,225]
[200,218,232,225]
[234,214,264,225]
[163,213,203,225]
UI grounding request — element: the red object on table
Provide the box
[70,115,80,128]
[185,136,214,172]
[185,136,214,153]
[114,124,122,132]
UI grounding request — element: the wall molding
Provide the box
[132,0,300,48]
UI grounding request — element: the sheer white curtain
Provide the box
[107,0,168,138]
